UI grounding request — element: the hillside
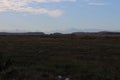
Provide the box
[0,35,120,80]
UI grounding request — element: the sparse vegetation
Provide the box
[0,34,120,80]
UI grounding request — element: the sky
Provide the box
[0,0,120,33]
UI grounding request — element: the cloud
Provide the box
[0,0,75,17]
[0,0,109,16]
[34,0,76,3]
[79,0,109,6]
[88,2,108,6]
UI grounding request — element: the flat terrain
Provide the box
[0,34,120,80]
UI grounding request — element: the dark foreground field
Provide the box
[0,34,120,80]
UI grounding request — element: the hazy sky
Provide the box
[0,0,120,33]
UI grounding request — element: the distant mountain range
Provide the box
[71,31,120,35]
[0,31,120,35]
[0,32,45,35]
